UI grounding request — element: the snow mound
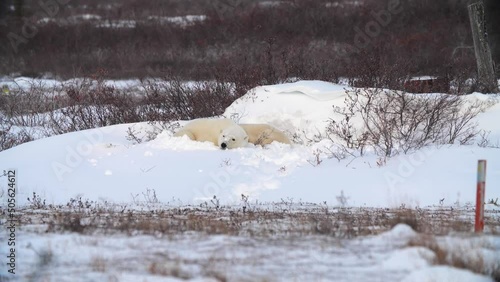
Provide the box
[262,80,348,101]
[382,247,435,270]
[150,131,218,151]
[224,80,348,139]
[363,223,418,246]
[385,223,418,238]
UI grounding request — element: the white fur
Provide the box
[173,118,248,149]
[240,124,291,145]
[218,125,249,149]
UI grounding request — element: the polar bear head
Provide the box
[218,125,248,149]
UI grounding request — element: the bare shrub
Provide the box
[346,48,411,90]
[141,77,237,121]
[90,256,107,273]
[0,82,57,122]
[390,208,421,232]
[1,71,145,139]
[307,149,323,167]
[0,76,137,151]
[27,192,48,209]
[0,0,479,89]
[328,88,484,157]
[47,75,142,134]
[0,81,61,148]
[148,261,187,278]
[0,112,34,151]
[409,235,500,280]
[0,73,247,151]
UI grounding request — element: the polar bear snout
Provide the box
[220,142,227,149]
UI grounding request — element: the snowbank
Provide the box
[1,80,500,209]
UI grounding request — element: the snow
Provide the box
[0,76,143,91]
[325,1,364,8]
[1,80,500,207]
[69,14,103,21]
[33,14,207,28]
[147,15,207,27]
[224,80,348,139]
[381,247,436,270]
[402,266,494,282]
[258,1,292,7]
[97,19,137,28]
[1,79,499,281]
[4,224,497,281]
[0,77,63,90]
[409,76,439,81]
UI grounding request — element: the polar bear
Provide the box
[239,124,291,146]
[173,118,248,149]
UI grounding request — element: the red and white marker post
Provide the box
[475,160,486,233]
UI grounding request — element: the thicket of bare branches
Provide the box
[0,112,33,150]
[2,78,488,156]
[0,0,485,90]
[0,73,249,151]
[327,88,485,157]
[141,78,236,121]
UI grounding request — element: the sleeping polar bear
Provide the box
[239,124,291,146]
[173,118,248,149]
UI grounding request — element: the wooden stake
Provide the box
[475,160,486,233]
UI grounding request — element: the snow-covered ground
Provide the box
[1,80,499,281]
[36,14,207,28]
[4,223,498,281]
[0,76,144,91]
[1,80,499,208]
